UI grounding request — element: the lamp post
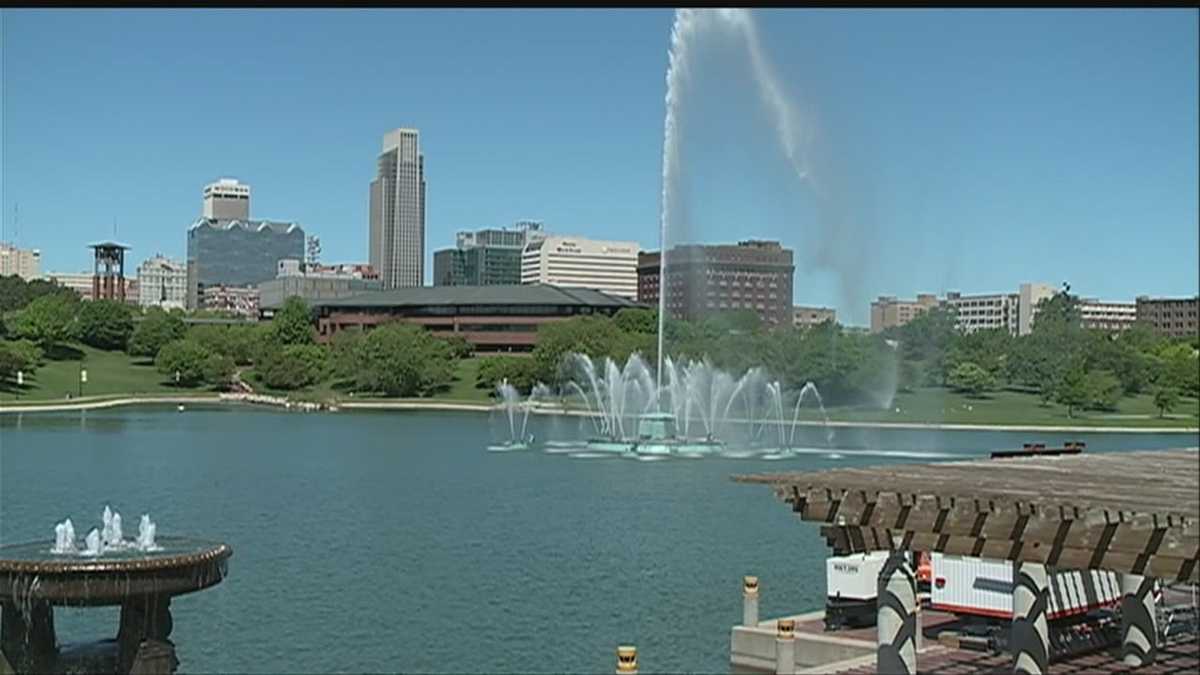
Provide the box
[79,366,87,398]
[175,370,181,387]
[16,370,23,399]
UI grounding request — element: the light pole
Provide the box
[175,370,181,387]
[79,365,87,398]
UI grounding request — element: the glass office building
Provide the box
[186,218,305,309]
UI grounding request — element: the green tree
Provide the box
[269,296,314,346]
[532,316,624,383]
[438,334,474,359]
[946,328,1011,380]
[613,307,658,335]
[10,295,80,350]
[155,339,212,386]
[947,361,996,397]
[329,328,366,380]
[202,353,236,389]
[1152,386,1180,418]
[476,355,539,393]
[352,323,454,396]
[0,275,80,313]
[258,344,328,390]
[1054,362,1088,418]
[1083,369,1122,411]
[1158,343,1200,397]
[128,308,186,358]
[78,300,135,350]
[0,339,43,382]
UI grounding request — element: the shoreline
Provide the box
[2,395,1197,434]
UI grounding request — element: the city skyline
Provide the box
[2,9,1197,324]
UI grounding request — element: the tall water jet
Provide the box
[137,514,161,552]
[51,519,78,555]
[657,8,816,389]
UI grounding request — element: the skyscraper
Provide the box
[202,178,250,220]
[369,128,426,288]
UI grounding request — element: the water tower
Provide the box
[88,241,131,302]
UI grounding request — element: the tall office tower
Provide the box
[202,178,251,220]
[369,128,426,288]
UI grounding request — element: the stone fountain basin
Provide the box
[0,536,231,607]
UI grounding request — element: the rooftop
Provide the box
[735,448,1199,582]
[188,218,302,234]
[314,283,642,309]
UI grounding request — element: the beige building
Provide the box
[137,255,188,310]
[44,271,96,300]
[793,305,835,329]
[0,242,41,280]
[521,234,638,299]
[869,294,939,333]
[203,178,251,220]
[369,128,425,289]
[1018,282,1057,335]
[1079,299,1137,332]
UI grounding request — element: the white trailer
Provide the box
[930,553,1122,620]
[824,551,892,630]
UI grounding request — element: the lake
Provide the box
[0,406,1194,673]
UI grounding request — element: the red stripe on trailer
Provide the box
[931,598,1119,621]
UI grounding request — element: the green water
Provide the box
[0,407,1193,673]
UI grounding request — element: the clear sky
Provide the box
[2,8,1196,325]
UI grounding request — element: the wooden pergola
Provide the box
[735,448,1199,674]
[735,448,1199,583]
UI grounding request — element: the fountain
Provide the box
[52,506,162,557]
[2,506,231,674]
[488,379,550,451]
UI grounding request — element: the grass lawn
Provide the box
[0,343,212,404]
[789,386,1200,429]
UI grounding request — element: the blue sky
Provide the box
[2,8,1196,325]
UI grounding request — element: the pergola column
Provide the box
[1011,561,1050,675]
[1120,573,1157,667]
[876,551,917,674]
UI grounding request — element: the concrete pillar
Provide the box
[616,645,637,675]
[876,551,917,674]
[743,575,760,627]
[1120,573,1158,667]
[775,619,795,675]
[1012,561,1050,675]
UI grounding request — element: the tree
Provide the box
[947,361,996,397]
[532,316,624,383]
[128,308,186,358]
[202,353,236,388]
[1054,362,1088,418]
[329,328,366,380]
[351,323,454,396]
[78,300,135,350]
[613,308,658,335]
[1158,343,1200,397]
[258,344,328,390]
[438,334,474,359]
[9,295,80,349]
[0,339,43,381]
[1153,386,1180,418]
[268,296,314,346]
[155,339,212,386]
[476,355,539,393]
[1083,369,1122,411]
[0,275,80,313]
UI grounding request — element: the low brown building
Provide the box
[1136,295,1199,339]
[638,240,795,326]
[312,283,640,353]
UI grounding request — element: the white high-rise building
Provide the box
[0,242,40,280]
[202,178,251,220]
[137,255,187,310]
[520,234,638,299]
[944,291,1020,335]
[369,128,425,289]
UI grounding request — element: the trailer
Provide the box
[930,553,1122,620]
[824,551,892,630]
